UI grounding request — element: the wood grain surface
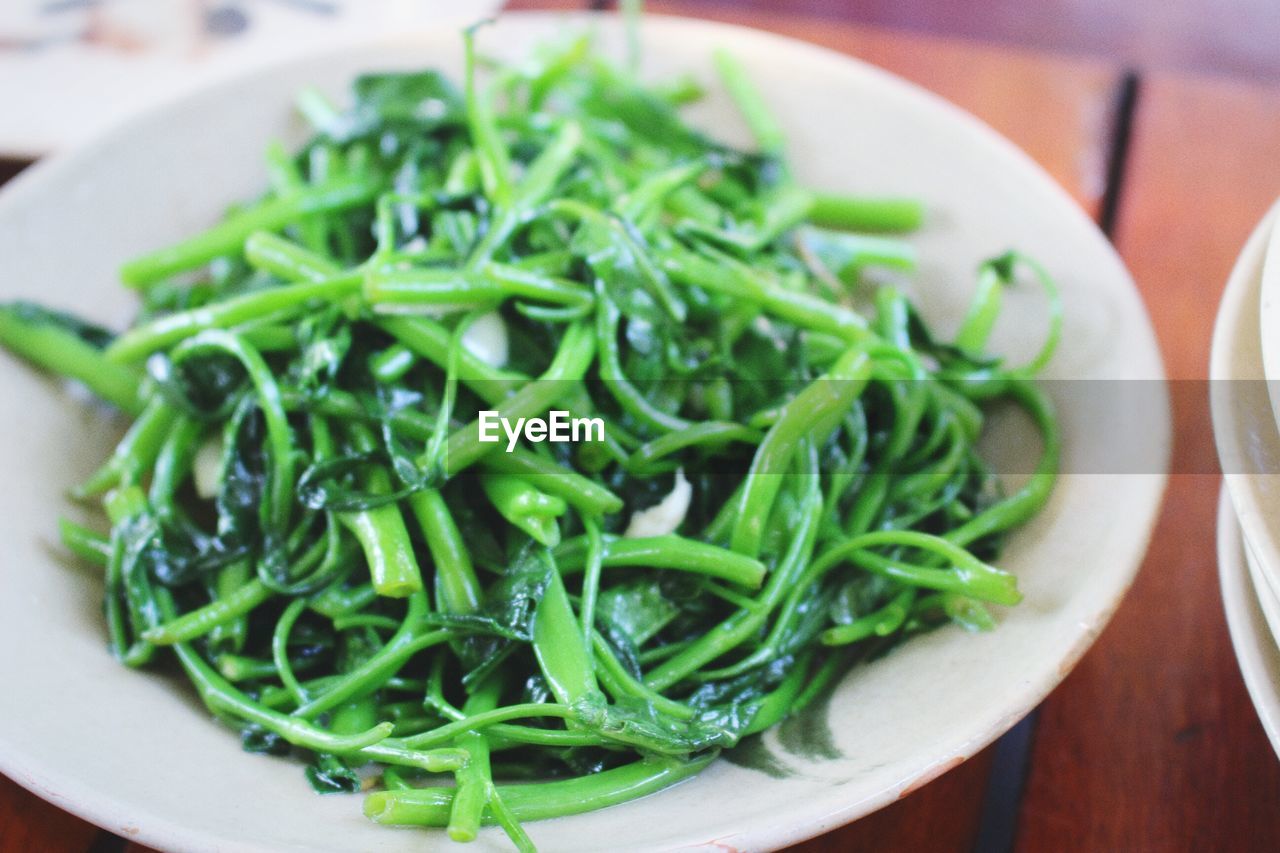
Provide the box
[0,775,99,853]
[6,2,1280,852]
[1017,73,1280,851]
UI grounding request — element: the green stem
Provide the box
[807,193,924,233]
[106,273,362,362]
[364,754,715,826]
[0,304,144,414]
[120,179,380,287]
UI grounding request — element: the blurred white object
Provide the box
[0,0,501,157]
[461,309,510,367]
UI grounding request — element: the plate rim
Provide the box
[1218,489,1280,757]
[1256,198,1280,423]
[1210,199,1280,604]
[1243,526,1280,650]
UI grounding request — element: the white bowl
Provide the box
[0,12,1168,852]
[1219,490,1280,757]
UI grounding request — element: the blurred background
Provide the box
[0,0,1272,155]
[0,0,1274,158]
[638,0,1280,80]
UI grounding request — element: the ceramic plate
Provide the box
[1211,202,1280,605]
[1219,490,1280,757]
[0,12,1168,852]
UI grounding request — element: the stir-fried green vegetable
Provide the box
[0,19,1060,851]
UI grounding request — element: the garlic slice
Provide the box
[193,436,223,500]
[461,310,509,368]
[624,468,692,538]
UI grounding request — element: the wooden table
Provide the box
[5,2,1280,850]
